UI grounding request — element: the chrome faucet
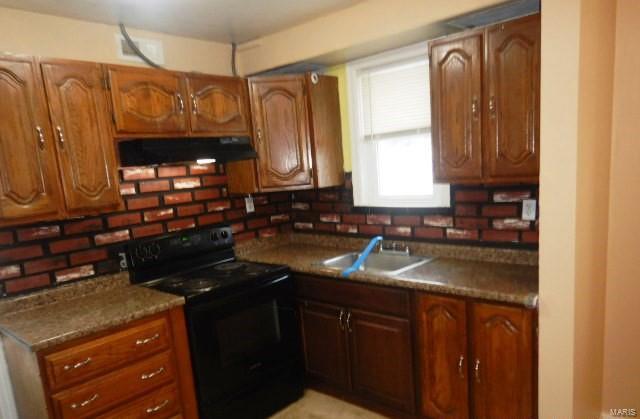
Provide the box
[379,240,410,255]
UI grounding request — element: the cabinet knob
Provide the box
[176,93,185,114]
[35,126,45,150]
[256,128,262,143]
[55,126,65,147]
[346,310,353,333]
[338,309,345,331]
[474,359,481,382]
[471,98,479,120]
[190,93,198,115]
[71,393,99,409]
[489,96,496,119]
[457,355,465,378]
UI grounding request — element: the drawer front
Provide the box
[51,350,176,418]
[96,383,180,419]
[44,317,171,391]
[295,275,410,317]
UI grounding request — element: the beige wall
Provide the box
[601,0,640,413]
[0,7,232,75]
[236,0,506,75]
[539,0,616,417]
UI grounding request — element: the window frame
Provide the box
[346,41,450,208]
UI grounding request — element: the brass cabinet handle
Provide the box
[190,93,198,115]
[71,393,99,409]
[35,126,45,149]
[55,126,65,147]
[338,309,345,331]
[474,359,481,382]
[136,333,160,346]
[146,399,169,414]
[346,311,353,333]
[256,128,262,143]
[489,96,496,119]
[457,355,465,378]
[471,98,479,120]
[64,357,92,371]
[140,366,165,381]
[176,93,184,114]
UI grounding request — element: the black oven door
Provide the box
[185,275,302,417]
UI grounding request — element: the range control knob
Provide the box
[220,230,229,239]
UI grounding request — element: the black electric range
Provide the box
[127,225,303,419]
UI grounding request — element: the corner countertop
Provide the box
[0,273,184,351]
[237,234,538,308]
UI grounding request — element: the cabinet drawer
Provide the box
[51,350,176,418]
[295,275,410,318]
[44,317,171,391]
[96,383,181,419]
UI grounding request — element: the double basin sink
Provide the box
[318,251,434,276]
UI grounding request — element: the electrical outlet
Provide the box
[522,199,537,221]
[245,196,255,213]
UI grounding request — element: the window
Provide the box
[347,43,450,208]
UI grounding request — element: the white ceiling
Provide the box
[0,0,363,43]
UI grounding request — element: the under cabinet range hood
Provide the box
[118,137,257,166]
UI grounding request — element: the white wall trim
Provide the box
[0,338,18,419]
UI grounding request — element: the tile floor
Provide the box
[270,390,385,419]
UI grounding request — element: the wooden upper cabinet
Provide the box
[417,294,469,419]
[41,60,121,214]
[186,74,251,136]
[249,76,313,190]
[0,56,64,226]
[484,14,540,182]
[470,303,534,419]
[108,66,188,135]
[430,32,484,183]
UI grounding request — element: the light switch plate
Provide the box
[245,196,255,213]
[522,199,537,221]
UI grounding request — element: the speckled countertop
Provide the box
[237,234,538,308]
[0,273,184,351]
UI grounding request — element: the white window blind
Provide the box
[347,43,450,208]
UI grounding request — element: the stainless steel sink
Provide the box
[319,252,434,276]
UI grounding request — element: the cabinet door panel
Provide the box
[430,33,484,182]
[298,300,350,390]
[249,77,312,190]
[42,61,121,214]
[349,309,415,413]
[417,294,469,419]
[471,303,534,419]
[187,75,250,136]
[108,66,188,134]
[485,15,540,182]
[0,56,63,225]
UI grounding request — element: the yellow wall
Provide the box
[601,0,640,411]
[0,7,232,75]
[324,64,352,172]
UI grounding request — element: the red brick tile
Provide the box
[319,214,340,223]
[168,218,196,232]
[312,202,333,212]
[122,167,155,180]
[247,218,268,229]
[270,214,291,224]
[24,256,67,275]
[139,179,171,193]
[455,190,489,203]
[359,225,383,236]
[119,183,136,195]
[55,264,94,282]
[94,230,130,246]
[189,164,216,174]
[132,223,165,239]
[177,204,205,217]
[225,209,246,220]
[258,227,278,238]
[455,204,477,216]
[198,213,224,226]
[315,223,336,232]
[194,188,221,201]
[255,204,277,215]
[107,212,142,228]
[291,202,310,211]
[202,175,228,186]
[336,224,358,234]
[522,231,539,243]
[446,228,479,240]
[482,230,519,243]
[164,192,193,205]
[207,200,232,212]
[493,190,531,203]
[393,215,422,226]
[17,225,61,242]
[0,265,21,280]
[269,193,289,203]
[253,196,269,205]
[366,214,391,225]
[415,227,444,239]
[231,222,245,233]
[385,226,412,237]
[174,177,201,190]
[280,224,293,233]
[294,222,314,230]
[235,231,257,242]
[481,205,519,217]
[144,208,174,222]
[127,196,160,210]
[49,237,89,254]
[157,166,187,178]
[294,191,316,201]
[69,248,109,266]
[455,217,489,229]
[492,219,531,230]
[0,231,14,246]
[4,273,50,294]
[0,245,43,262]
[64,218,104,235]
[423,215,454,227]
[319,192,339,201]
[334,203,353,213]
[342,214,366,224]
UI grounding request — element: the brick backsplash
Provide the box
[291,173,539,247]
[0,163,292,297]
